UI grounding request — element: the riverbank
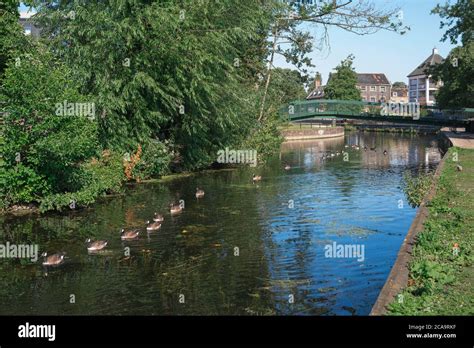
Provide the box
[385,147,474,315]
[280,125,344,140]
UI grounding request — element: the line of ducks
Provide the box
[41,187,206,266]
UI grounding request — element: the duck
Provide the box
[252,175,262,182]
[284,164,291,170]
[153,213,164,222]
[383,150,388,156]
[364,146,367,151]
[41,252,66,266]
[370,147,376,152]
[120,229,140,240]
[195,188,205,198]
[146,220,161,231]
[85,239,108,252]
[170,203,183,215]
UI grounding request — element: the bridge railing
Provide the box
[280,99,473,122]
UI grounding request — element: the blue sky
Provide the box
[20,1,455,84]
[274,0,456,84]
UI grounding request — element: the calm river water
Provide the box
[0,132,443,315]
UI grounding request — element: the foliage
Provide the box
[403,170,434,207]
[392,81,407,88]
[0,0,28,78]
[324,55,361,101]
[241,117,283,165]
[429,0,474,109]
[389,148,474,315]
[266,68,307,108]
[0,45,124,211]
[27,0,268,170]
[430,43,474,108]
[39,150,125,212]
[132,140,171,180]
[431,0,473,46]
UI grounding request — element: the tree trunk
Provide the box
[258,26,278,122]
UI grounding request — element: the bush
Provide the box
[39,150,125,212]
[0,46,125,211]
[132,140,171,180]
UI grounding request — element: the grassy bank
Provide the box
[388,147,474,315]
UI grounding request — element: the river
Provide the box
[0,132,443,315]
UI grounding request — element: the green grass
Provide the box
[388,147,474,315]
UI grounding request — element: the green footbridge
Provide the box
[280,99,474,130]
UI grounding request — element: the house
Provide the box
[356,73,391,103]
[19,12,41,38]
[390,84,409,103]
[306,72,325,100]
[407,48,444,106]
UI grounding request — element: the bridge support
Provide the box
[467,120,474,133]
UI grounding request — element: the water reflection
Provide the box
[0,132,442,315]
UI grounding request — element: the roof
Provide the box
[306,86,325,100]
[408,51,444,77]
[356,73,390,85]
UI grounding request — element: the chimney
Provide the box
[314,72,322,88]
[432,47,438,55]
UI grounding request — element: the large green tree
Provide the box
[324,55,361,101]
[430,0,474,108]
[26,0,270,169]
[0,0,27,77]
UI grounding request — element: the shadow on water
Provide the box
[0,132,443,315]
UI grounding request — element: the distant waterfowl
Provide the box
[383,150,388,156]
[252,175,262,182]
[284,164,291,170]
[153,213,164,222]
[85,239,108,252]
[41,252,66,266]
[170,203,183,215]
[146,220,161,231]
[195,188,205,198]
[364,146,367,151]
[370,147,376,152]
[120,229,140,240]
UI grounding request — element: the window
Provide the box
[370,97,376,102]
[380,86,386,92]
[360,85,366,91]
[392,92,398,97]
[370,86,376,91]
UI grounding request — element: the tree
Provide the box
[431,44,474,108]
[324,55,361,101]
[267,68,307,108]
[430,0,474,108]
[392,81,407,89]
[432,0,473,46]
[0,0,27,77]
[26,0,268,170]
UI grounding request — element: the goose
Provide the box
[195,188,205,198]
[252,175,262,182]
[85,239,108,252]
[383,150,388,156]
[41,252,66,266]
[153,213,164,222]
[284,164,291,170]
[170,203,183,215]
[146,220,161,231]
[370,147,376,152]
[364,146,367,151]
[120,229,140,240]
